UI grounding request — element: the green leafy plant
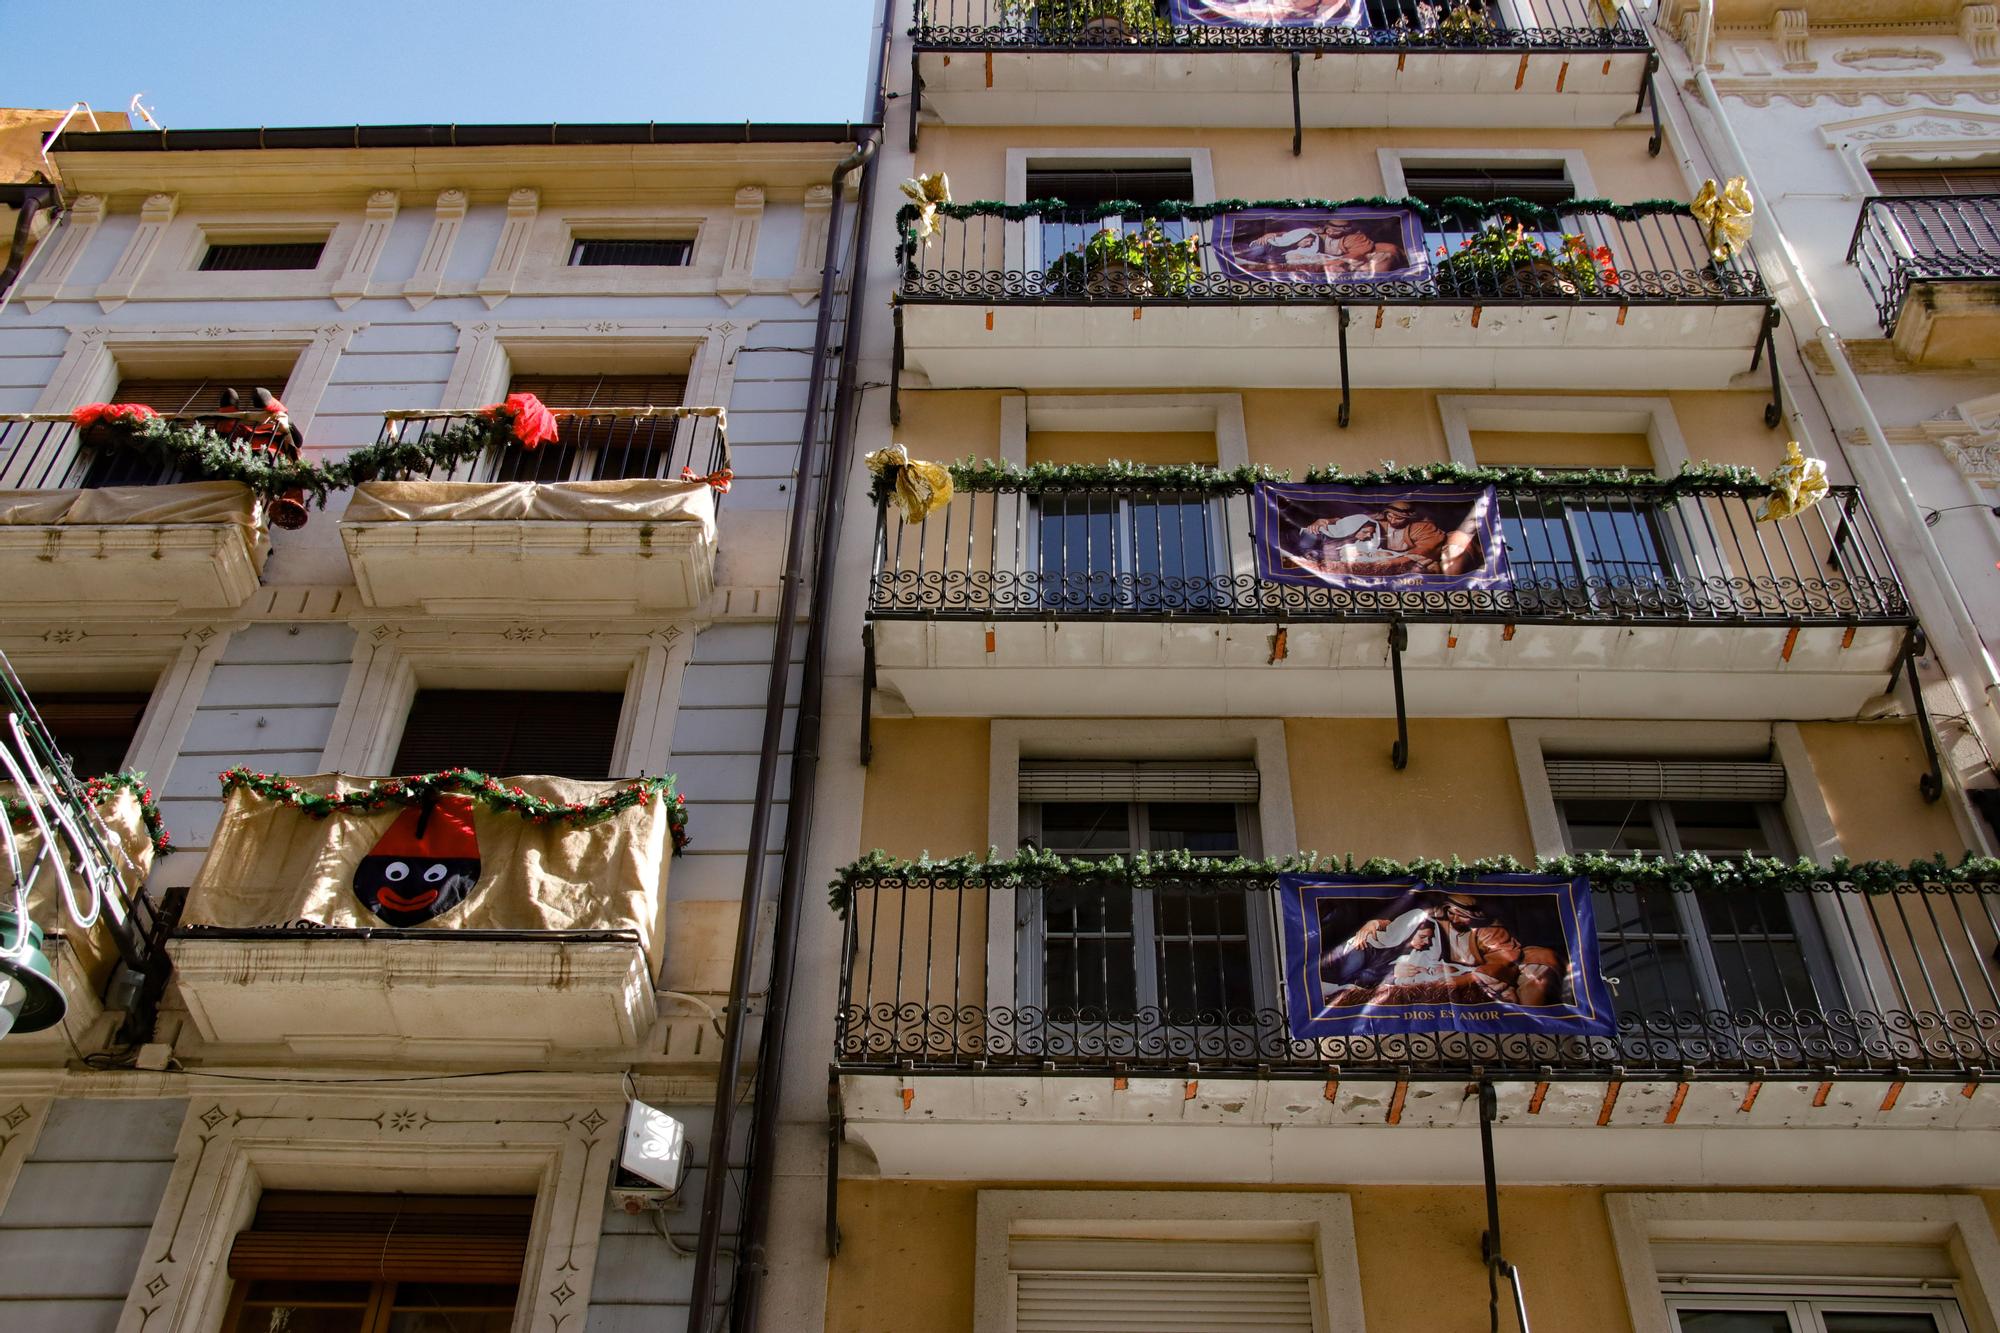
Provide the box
[1041,219,1204,297]
[1012,0,1171,39]
[1436,218,1620,295]
[934,457,1768,496]
[78,416,343,505]
[1432,4,1498,41]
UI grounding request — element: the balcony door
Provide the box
[1553,758,1845,1028]
[1033,491,1225,613]
[1865,165,2000,273]
[486,373,689,484]
[1016,763,1273,1055]
[1024,163,1196,276]
[1498,479,1680,606]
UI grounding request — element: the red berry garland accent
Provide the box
[217,766,689,853]
[3,772,173,857]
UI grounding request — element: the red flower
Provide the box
[482,392,559,449]
[71,402,159,429]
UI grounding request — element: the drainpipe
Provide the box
[1669,1,2000,770]
[0,187,59,314]
[684,129,879,1333]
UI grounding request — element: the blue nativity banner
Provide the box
[1213,208,1430,285]
[1252,482,1512,592]
[1279,875,1617,1039]
[1170,0,1369,27]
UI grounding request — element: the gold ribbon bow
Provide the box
[900,172,953,247]
[865,444,955,524]
[1691,176,1754,263]
[1756,441,1829,524]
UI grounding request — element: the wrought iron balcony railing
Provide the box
[367,406,731,490]
[1848,194,2000,334]
[869,474,1911,627]
[901,202,1766,308]
[0,414,199,490]
[834,860,2000,1080]
[914,0,1651,53]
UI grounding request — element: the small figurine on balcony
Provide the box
[218,388,310,530]
[351,794,483,927]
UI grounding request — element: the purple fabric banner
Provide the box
[1214,208,1431,285]
[1251,482,1512,592]
[1281,875,1617,1039]
[1170,0,1369,26]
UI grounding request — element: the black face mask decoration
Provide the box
[352,794,482,927]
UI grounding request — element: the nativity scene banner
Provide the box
[1251,482,1512,592]
[1168,0,1371,27]
[1279,874,1617,1039]
[1213,207,1430,286]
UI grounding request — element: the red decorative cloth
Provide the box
[482,392,559,449]
[71,402,159,429]
[681,466,734,494]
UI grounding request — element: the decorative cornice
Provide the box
[1713,77,2000,105]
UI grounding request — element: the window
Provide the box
[391,689,624,779]
[34,692,150,777]
[1034,490,1223,612]
[1026,163,1197,266]
[199,241,326,271]
[222,1191,527,1333]
[1495,470,1678,601]
[486,373,690,483]
[1017,763,1268,1031]
[568,237,693,266]
[1666,1295,1969,1332]
[1554,759,1844,1022]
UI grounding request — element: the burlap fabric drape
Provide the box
[185,774,672,968]
[2,784,156,990]
[344,479,716,544]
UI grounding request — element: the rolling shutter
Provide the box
[1019,761,1259,804]
[1545,759,1787,804]
[1011,1235,1317,1333]
[226,1192,532,1284]
[390,689,623,780]
[1869,167,2000,197]
[111,377,288,415]
[1024,168,1195,210]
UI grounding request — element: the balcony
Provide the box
[866,470,1914,722]
[339,406,728,616]
[0,415,268,614]
[1849,195,2000,365]
[910,1,1656,134]
[168,769,684,1058]
[896,203,1775,396]
[833,856,2000,1156]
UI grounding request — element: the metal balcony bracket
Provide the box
[1388,621,1409,770]
[1478,1082,1533,1333]
[1290,52,1303,158]
[1641,55,1663,157]
[909,50,924,154]
[1754,308,1784,429]
[860,623,877,768]
[891,305,905,428]
[1898,630,1945,803]
[1337,306,1353,429]
[826,1074,846,1258]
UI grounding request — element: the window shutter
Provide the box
[227,1192,531,1284]
[391,689,623,780]
[111,377,286,415]
[1649,1239,1956,1283]
[1024,168,1196,209]
[198,240,326,271]
[1869,167,2000,197]
[1011,1235,1317,1332]
[506,374,687,411]
[1401,164,1574,207]
[1545,759,1787,804]
[1020,762,1259,804]
[35,691,151,778]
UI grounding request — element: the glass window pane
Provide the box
[1153,888,1255,1016]
[1044,880,1137,1016]
[1675,1313,1793,1333]
[1667,800,1779,859]
[1145,802,1240,855]
[386,1316,515,1333]
[1572,503,1671,587]
[1563,799,1663,856]
[1129,496,1217,609]
[1039,802,1131,855]
[389,1284,519,1310]
[1820,1313,1944,1333]
[1037,497,1118,610]
[235,1311,372,1333]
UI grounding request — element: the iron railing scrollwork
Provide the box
[366,407,732,489]
[835,866,2000,1080]
[869,478,1912,628]
[1848,193,2000,334]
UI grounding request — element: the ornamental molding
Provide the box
[1941,435,2000,485]
[1834,47,1945,71]
[115,1091,622,1333]
[1716,77,2000,107]
[0,1098,50,1218]
[1816,107,2000,146]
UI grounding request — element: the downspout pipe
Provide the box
[0,186,59,314]
[1672,4,2000,767]
[684,129,878,1333]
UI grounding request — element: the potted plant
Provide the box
[1432,3,1498,42]
[1043,219,1204,298]
[1435,219,1619,297]
[1016,0,1170,42]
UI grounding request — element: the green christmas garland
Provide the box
[219,766,690,854]
[333,415,514,487]
[899,194,1696,252]
[81,417,344,504]
[3,771,173,858]
[931,457,1773,496]
[828,846,2000,912]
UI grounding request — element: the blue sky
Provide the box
[0,0,882,128]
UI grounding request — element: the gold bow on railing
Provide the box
[866,444,954,524]
[1691,176,1754,263]
[900,172,952,246]
[1756,441,1829,523]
